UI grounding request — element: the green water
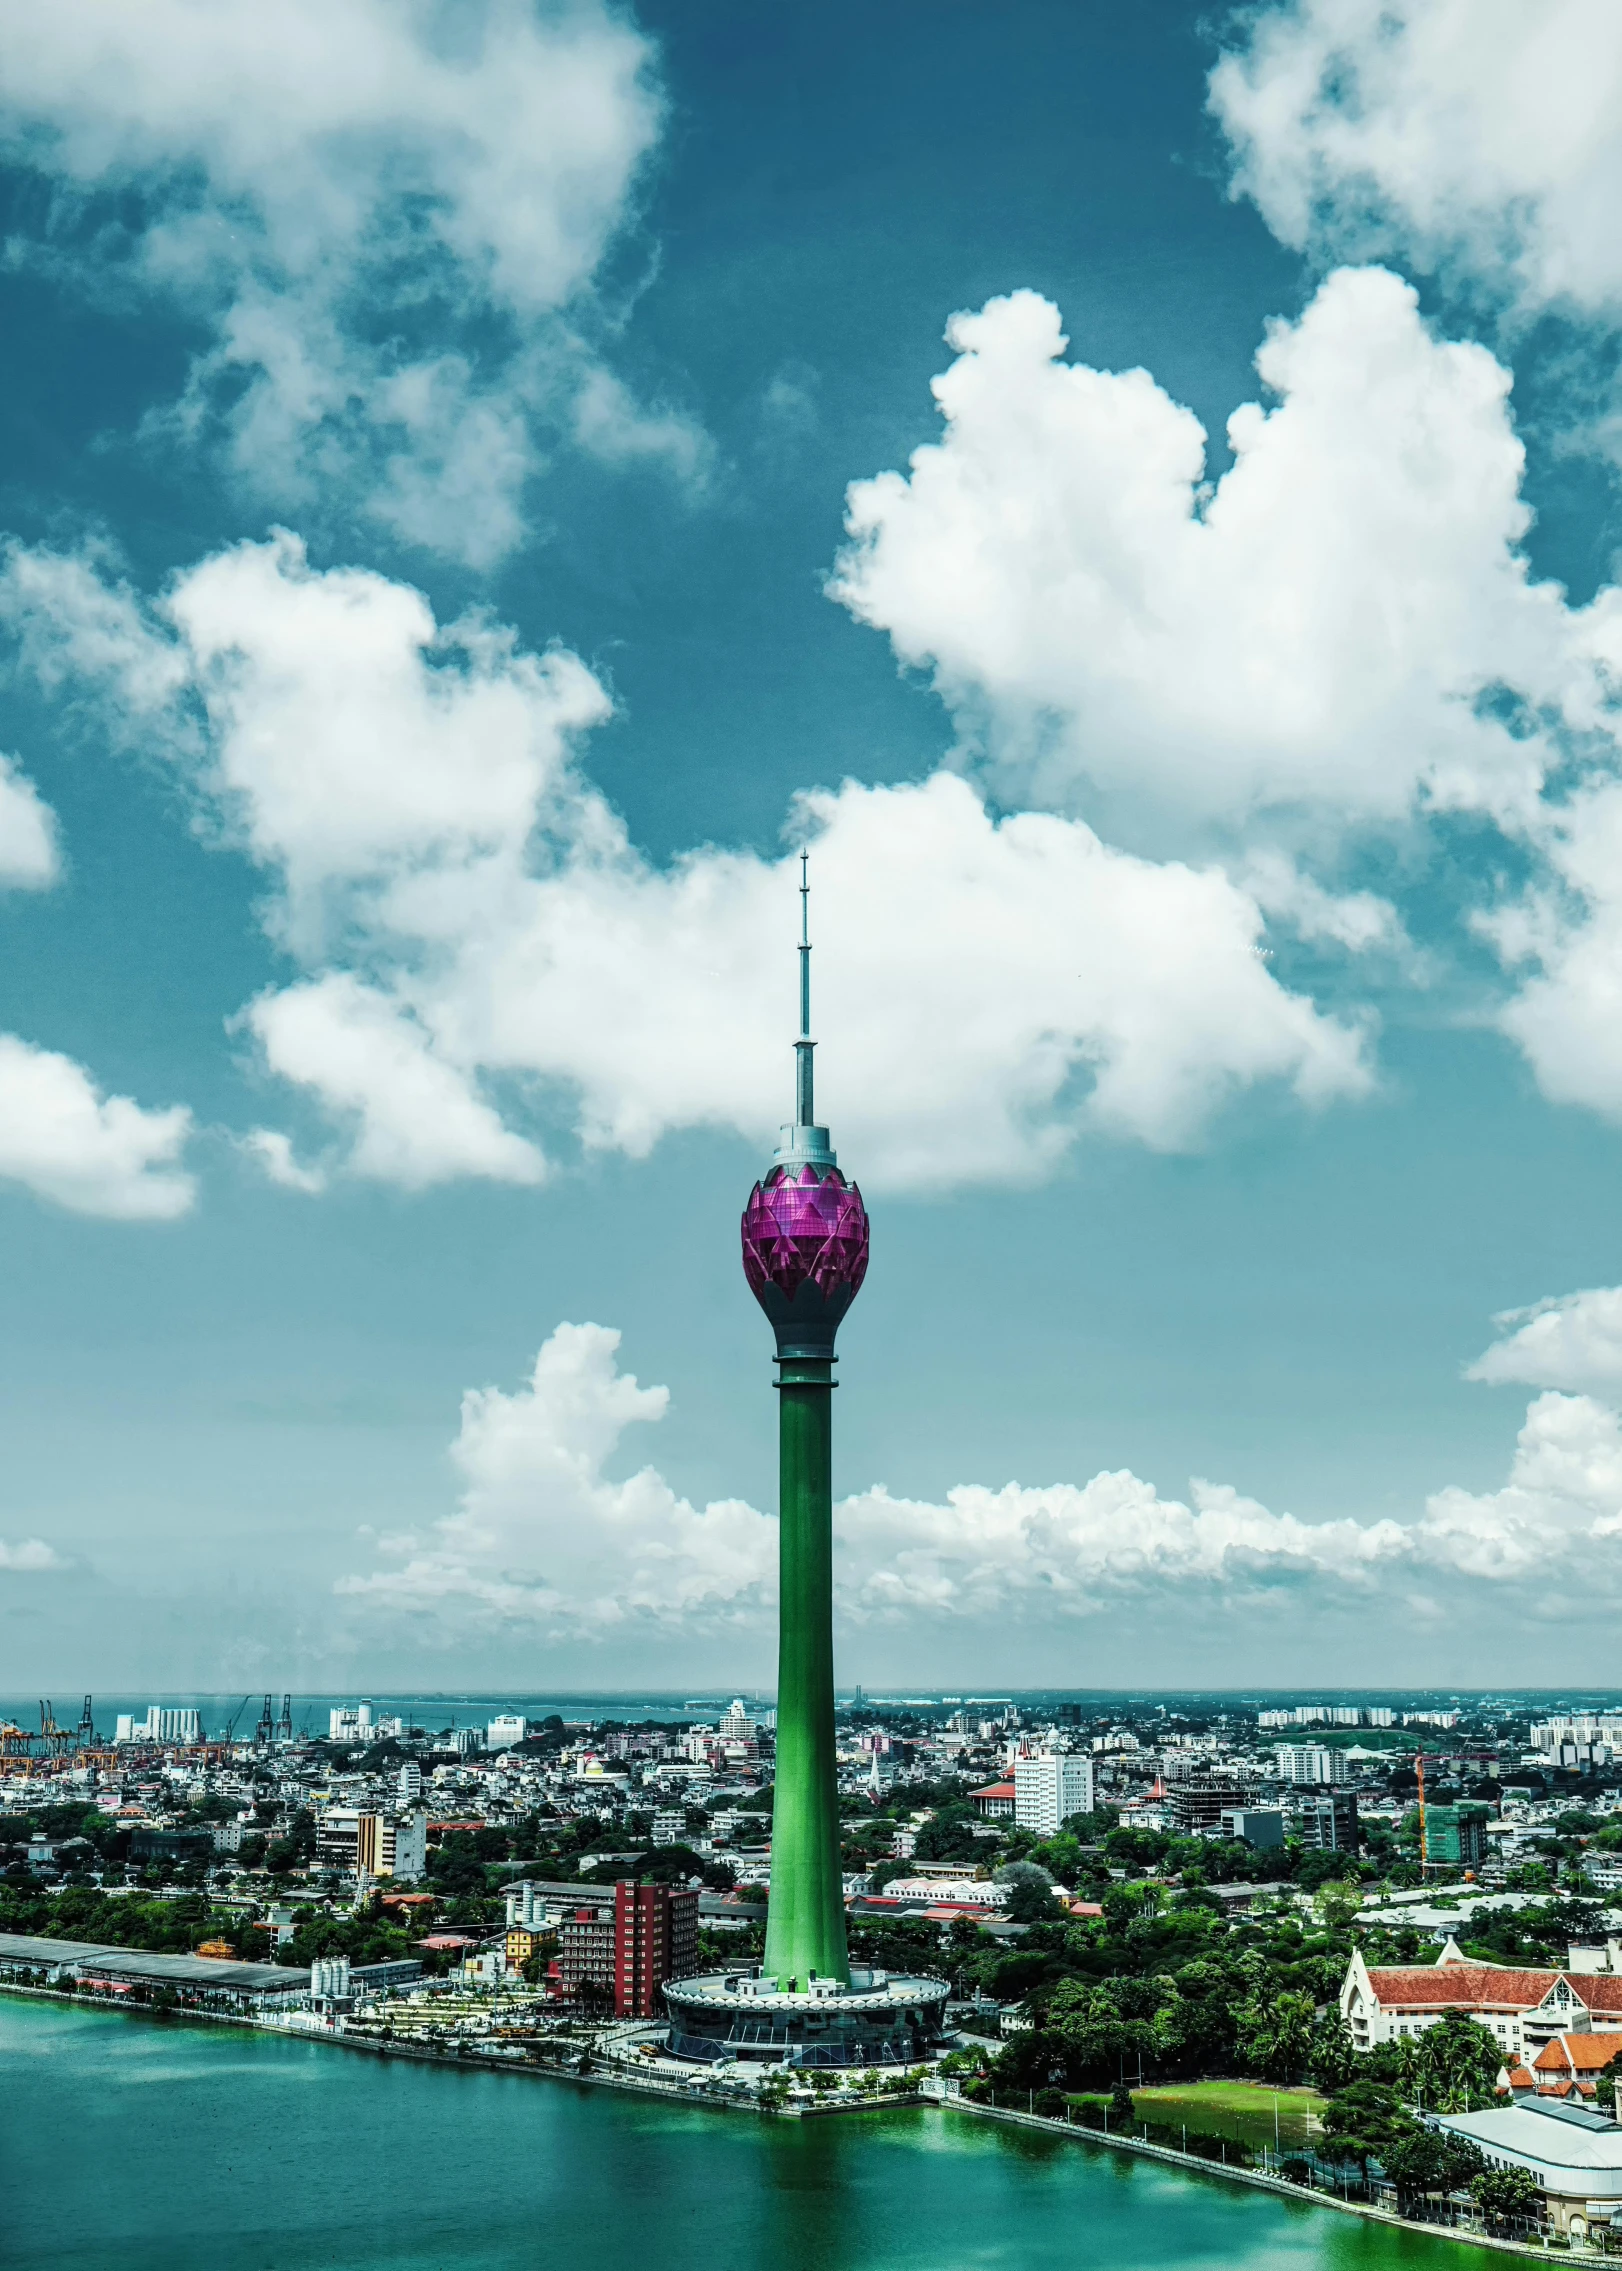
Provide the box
[0,1998,1500,2271]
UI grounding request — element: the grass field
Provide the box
[1070,2081,1326,2152]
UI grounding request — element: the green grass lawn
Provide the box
[1070,2081,1326,2151]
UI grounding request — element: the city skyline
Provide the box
[6,4,1622,1687]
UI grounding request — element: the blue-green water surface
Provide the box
[0,1998,1500,2271]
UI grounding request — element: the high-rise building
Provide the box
[661,867,949,2073]
[1292,1792,1361,1853]
[398,1762,423,1803]
[487,1714,527,1750]
[1274,1743,1349,1786]
[557,1902,616,2002]
[1013,1753,1095,1836]
[614,1881,699,2018]
[1423,1801,1489,1868]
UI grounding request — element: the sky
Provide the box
[5,0,1622,1693]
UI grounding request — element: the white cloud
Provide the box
[1422,1392,1622,1578]
[338,1316,1622,1642]
[830,271,1615,837]
[338,1322,775,1635]
[1469,1285,1622,1391]
[2,531,1372,1189]
[248,975,545,1192]
[1210,1,1622,322]
[0,1538,60,1571]
[0,1033,193,1218]
[237,1127,327,1197]
[0,0,686,561]
[0,755,58,888]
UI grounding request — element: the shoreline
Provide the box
[952,2102,1560,2261]
[0,1982,1579,2248]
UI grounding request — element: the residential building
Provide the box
[398,1763,423,1803]
[556,1904,616,2002]
[650,1809,686,1847]
[506,1927,539,1972]
[1013,1752,1094,1836]
[1292,1792,1360,1853]
[1273,1744,1348,1786]
[1341,1945,1622,2065]
[719,1700,756,1742]
[313,1809,428,1881]
[487,1715,527,1750]
[614,1880,699,2019]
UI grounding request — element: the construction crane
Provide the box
[275,1694,292,1746]
[221,1695,253,1747]
[77,1694,94,1747]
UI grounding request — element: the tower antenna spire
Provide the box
[795,850,814,1129]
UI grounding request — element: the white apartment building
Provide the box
[486,1715,528,1750]
[1274,1743,1348,1786]
[313,1809,427,1882]
[1013,1752,1094,1836]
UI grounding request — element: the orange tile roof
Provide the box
[1578,1976,1622,2012]
[1365,1964,1557,2010]
[1534,2034,1622,2074]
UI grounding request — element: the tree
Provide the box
[1380,2130,1484,2211]
[1307,2015,1358,2094]
[1321,2080,1414,2175]
[1109,2080,1134,2124]
[1471,2165,1539,2232]
[1413,2013,1503,2112]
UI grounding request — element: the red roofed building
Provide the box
[1342,1943,1622,2066]
[970,1782,1016,1819]
[1528,2034,1621,2099]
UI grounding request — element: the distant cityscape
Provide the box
[8,1687,1622,2238]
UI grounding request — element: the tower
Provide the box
[741,856,869,1989]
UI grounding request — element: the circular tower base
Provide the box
[662,1966,950,2068]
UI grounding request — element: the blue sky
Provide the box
[4,0,1622,1692]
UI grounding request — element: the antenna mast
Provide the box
[795,851,814,1129]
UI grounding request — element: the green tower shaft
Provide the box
[763,1353,849,1987]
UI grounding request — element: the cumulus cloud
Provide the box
[1211,1,1622,323]
[0,1537,60,1571]
[338,1317,1622,1643]
[1469,1285,1622,1391]
[830,271,1619,837]
[0,0,696,561]
[0,530,1371,1190]
[0,756,58,888]
[0,1034,193,1217]
[338,1323,775,1634]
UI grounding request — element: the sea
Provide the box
[0,1998,1498,2271]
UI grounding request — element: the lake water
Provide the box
[0,1997,1498,2271]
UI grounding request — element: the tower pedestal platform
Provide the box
[663,1966,949,2069]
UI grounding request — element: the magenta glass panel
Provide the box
[741,1164,870,1303]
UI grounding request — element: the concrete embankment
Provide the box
[951,2100,1560,2261]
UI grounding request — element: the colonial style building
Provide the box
[1341,1942,1622,2066]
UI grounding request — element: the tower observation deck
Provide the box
[661,857,947,2069]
